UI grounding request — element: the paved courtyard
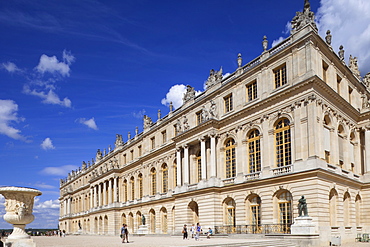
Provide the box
[24,235,370,247]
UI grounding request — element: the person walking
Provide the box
[190,224,195,238]
[182,224,188,240]
[120,224,126,243]
[195,222,202,241]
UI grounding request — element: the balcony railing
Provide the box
[214,224,291,235]
[272,165,293,175]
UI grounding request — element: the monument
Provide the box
[0,186,42,247]
[291,196,316,234]
[137,214,149,234]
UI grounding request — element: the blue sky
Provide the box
[0,0,369,229]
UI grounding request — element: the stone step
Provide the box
[191,240,297,247]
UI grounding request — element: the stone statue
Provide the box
[262,36,268,51]
[143,115,153,130]
[349,55,360,78]
[96,149,103,161]
[183,85,196,103]
[209,100,217,118]
[82,161,87,170]
[361,93,370,109]
[115,134,123,147]
[169,102,173,112]
[127,132,131,140]
[176,118,182,134]
[363,73,370,87]
[290,0,317,34]
[237,53,242,68]
[338,45,345,62]
[325,30,332,46]
[135,126,138,136]
[298,195,308,217]
[205,67,223,89]
[201,105,209,122]
[183,116,189,131]
[158,109,161,120]
[142,214,146,225]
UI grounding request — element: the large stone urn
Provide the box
[0,186,41,245]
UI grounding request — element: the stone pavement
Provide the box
[27,235,370,247]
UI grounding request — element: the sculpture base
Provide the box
[137,225,149,234]
[5,238,36,247]
[8,224,30,240]
[291,216,316,234]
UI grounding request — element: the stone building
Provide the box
[59,1,370,245]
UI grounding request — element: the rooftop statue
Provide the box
[338,45,345,62]
[291,0,317,34]
[115,134,123,147]
[363,73,370,88]
[349,55,361,78]
[143,115,153,130]
[183,85,196,103]
[325,30,332,46]
[205,67,223,89]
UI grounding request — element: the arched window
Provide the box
[196,151,202,182]
[123,179,128,202]
[249,195,261,226]
[274,118,291,167]
[248,129,261,173]
[151,168,157,195]
[355,194,361,225]
[149,209,156,233]
[329,189,338,225]
[138,174,143,198]
[225,138,236,178]
[277,191,292,232]
[174,159,177,187]
[338,125,345,166]
[323,115,332,163]
[343,192,350,226]
[130,177,135,200]
[160,207,168,234]
[223,197,236,233]
[162,164,168,193]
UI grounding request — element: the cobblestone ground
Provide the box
[9,235,370,247]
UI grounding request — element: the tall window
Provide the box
[123,154,127,164]
[196,111,202,125]
[247,80,257,102]
[162,164,168,193]
[322,61,329,83]
[278,191,292,231]
[138,174,143,198]
[130,150,134,161]
[225,138,236,178]
[162,131,167,144]
[224,198,236,232]
[250,195,261,226]
[224,94,233,113]
[343,192,350,226]
[196,151,202,182]
[130,177,135,200]
[348,87,353,105]
[275,118,291,167]
[174,161,177,186]
[123,180,127,202]
[274,64,287,88]
[337,75,342,95]
[151,168,157,195]
[248,129,261,173]
[151,137,155,149]
[138,146,142,156]
[329,189,337,225]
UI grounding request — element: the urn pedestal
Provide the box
[0,186,42,247]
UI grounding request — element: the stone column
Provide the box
[176,148,182,186]
[365,128,370,173]
[114,177,118,202]
[184,145,189,184]
[200,137,207,180]
[103,182,107,205]
[210,134,217,177]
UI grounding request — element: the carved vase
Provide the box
[0,186,42,240]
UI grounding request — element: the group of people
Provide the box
[120,224,129,243]
[182,223,213,240]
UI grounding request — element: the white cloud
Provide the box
[133,109,146,119]
[41,137,55,150]
[35,53,73,77]
[23,86,72,108]
[77,117,98,130]
[40,165,78,176]
[34,182,56,189]
[1,62,22,73]
[0,99,27,141]
[317,0,370,75]
[161,84,202,110]
[34,198,60,209]
[271,36,285,48]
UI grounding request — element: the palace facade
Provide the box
[59,1,370,245]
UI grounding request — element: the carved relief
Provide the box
[290,0,317,34]
[205,67,223,89]
[183,85,196,103]
[143,115,153,130]
[349,55,360,78]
